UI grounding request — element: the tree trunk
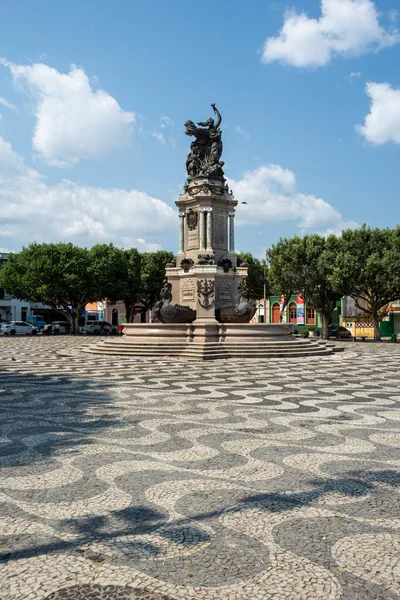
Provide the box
[372,314,381,341]
[72,312,80,335]
[279,295,290,322]
[63,311,75,333]
[125,302,134,323]
[321,313,330,340]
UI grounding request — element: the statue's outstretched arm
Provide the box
[211,103,222,128]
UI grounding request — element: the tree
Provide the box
[335,226,400,340]
[140,250,175,310]
[88,243,127,303]
[102,249,174,323]
[301,234,345,340]
[114,248,142,323]
[237,252,268,300]
[0,243,97,333]
[267,236,305,321]
[85,247,174,323]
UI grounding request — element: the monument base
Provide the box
[85,322,339,360]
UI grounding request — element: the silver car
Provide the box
[84,321,118,335]
[1,321,38,335]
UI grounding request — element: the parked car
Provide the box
[1,321,38,335]
[84,320,118,335]
[43,321,70,335]
[328,325,352,339]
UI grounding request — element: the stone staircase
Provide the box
[84,338,341,360]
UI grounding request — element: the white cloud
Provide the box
[0,136,176,251]
[227,164,356,233]
[347,71,361,79]
[0,96,16,110]
[357,81,400,145]
[0,59,135,166]
[262,0,398,68]
[235,125,250,140]
[160,116,173,128]
[150,131,166,145]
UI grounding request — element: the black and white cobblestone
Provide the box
[0,337,399,599]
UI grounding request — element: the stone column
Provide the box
[228,212,235,253]
[178,212,185,253]
[199,209,206,251]
[206,209,213,252]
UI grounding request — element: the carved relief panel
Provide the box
[186,211,199,250]
[217,279,233,307]
[213,212,227,249]
[180,278,195,303]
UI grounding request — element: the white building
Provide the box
[0,253,48,322]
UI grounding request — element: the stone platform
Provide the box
[86,323,337,360]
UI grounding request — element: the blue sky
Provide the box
[0,0,399,256]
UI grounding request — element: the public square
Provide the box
[0,337,399,600]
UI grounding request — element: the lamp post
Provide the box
[263,261,267,324]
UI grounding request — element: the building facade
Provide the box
[340,296,400,338]
[268,295,341,331]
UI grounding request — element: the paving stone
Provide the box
[0,337,399,599]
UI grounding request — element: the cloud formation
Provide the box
[228,164,357,234]
[0,96,16,110]
[0,136,176,251]
[357,81,400,145]
[0,59,135,166]
[262,0,398,67]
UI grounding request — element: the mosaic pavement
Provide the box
[0,337,399,600]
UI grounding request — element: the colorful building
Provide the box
[104,301,151,327]
[268,294,341,333]
[340,296,400,338]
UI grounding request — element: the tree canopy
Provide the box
[267,236,305,320]
[335,225,400,340]
[116,249,174,322]
[0,243,174,330]
[0,243,97,333]
[237,252,268,300]
[300,234,345,339]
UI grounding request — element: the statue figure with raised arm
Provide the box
[184,103,225,180]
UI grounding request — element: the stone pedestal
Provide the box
[166,175,247,330]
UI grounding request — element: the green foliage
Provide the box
[88,244,128,303]
[141,251,174,308]
[300,233,345,339]
[115,249,174,322]
[267,236,306,320]
[267,234,346,338]
[0,243,174,329]
[335,225,400,339]
[237,252,268,299]
[104,247,142,322]
[0,243,95,333]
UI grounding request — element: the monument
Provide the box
[89,105,334,359]
[153,104,256,335]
